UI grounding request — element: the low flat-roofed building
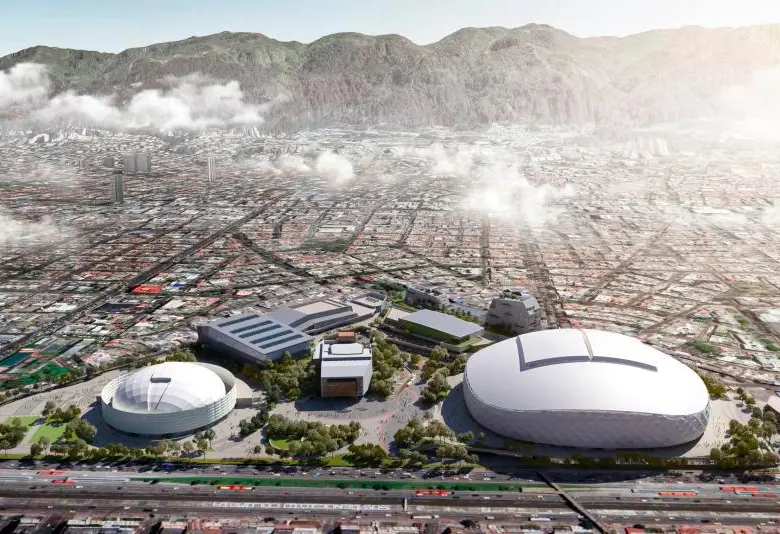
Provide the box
[197,313,312,363]
[349,291,387,311]
[269,298,374,334]
[317,340,372,398]
[398,309,484,343]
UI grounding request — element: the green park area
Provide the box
[30,424,67,444]
[4,416,38,428]
[268,438,290,450]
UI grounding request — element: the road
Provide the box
[1,467,779,528]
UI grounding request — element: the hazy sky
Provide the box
[3,0,780,57]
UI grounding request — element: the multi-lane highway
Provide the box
[0,466,779,529]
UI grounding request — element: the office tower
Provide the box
[136,152,151,174]
[122,152,151,174]
[109,173,124,204]
[207,157,216,183]
[122,153,137,173]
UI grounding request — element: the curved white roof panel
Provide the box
[466,329,708,416]
[112,361,226,414]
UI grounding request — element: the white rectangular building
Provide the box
[317,341,372,398]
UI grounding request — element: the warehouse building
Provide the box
[397,309,484,344]
[316,340,372,398]
[197,313,312,363]
[269,297,375,334]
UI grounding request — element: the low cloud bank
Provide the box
[0,64,273,130]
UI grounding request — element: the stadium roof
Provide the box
[465,329,708,416]
[399,309,484,339]
[112,362,227,414]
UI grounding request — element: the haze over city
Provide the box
[1,2,780,533]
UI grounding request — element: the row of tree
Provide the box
[238,409,269,439]
[346,443,389,466]
[42,402,81,424]
[0,418,28,453]
[369,333,412,399]
[265,414,361,458]
[421,346,467,381]
[257,353,317,402]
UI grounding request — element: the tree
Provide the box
[709,447,723,463]
[29,443,43,457]
[42,401,56,417]
[408,451,427,467]
[182,441,195,456]
[252,445,263,456]
[457,431,474,444]
[38,436,51,454]
[168,440,182,457]
[477,432,485,442]
[421,372,451,404]
[203,429,216,447]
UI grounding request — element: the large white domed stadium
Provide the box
[464,329,710,449]
[100,361,237,437]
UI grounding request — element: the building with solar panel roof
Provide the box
[197,313,312,363]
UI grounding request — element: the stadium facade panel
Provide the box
[463,329,710,448]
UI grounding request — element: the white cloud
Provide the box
[0,63,50,109]
[3,63,270,130]
[316,151,354,183]
[0,210,69,246]
[393,141,575,226]
[277,154,312,173]
[719,67,780,139]
[462,161,575,227]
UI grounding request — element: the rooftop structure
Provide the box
[398,309,484,343]
[349,291,387,311]
[197,313,312,363]
[269,297,374,334]
[317,340,372,397]
[404,285,449,308]
[100,361,236,437]
[464,329,710,448]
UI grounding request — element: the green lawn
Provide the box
[30,423,67,444]
[268,438,290,450]
[3,416,38,428]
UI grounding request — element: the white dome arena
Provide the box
[463,329,710,449]
[100,361,236,437]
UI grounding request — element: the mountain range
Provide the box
[1,23,779,130]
